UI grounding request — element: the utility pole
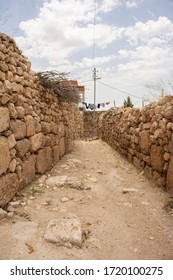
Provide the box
[93,67,100,137]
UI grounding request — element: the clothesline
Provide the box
[83,101,114,110]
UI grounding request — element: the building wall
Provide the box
[97,96,173,195]
[0,32,83,207]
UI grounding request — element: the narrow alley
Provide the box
[0,140,173,260]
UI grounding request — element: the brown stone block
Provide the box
[0,51,5,61]
[0,94,10,105]
[150,145,164,173]
[166,156,173,195]
[52,145,60,164]
[0,62,8,72]
[49,134,56,146]
[55,135,60,145]
[51,122,58,134]
[65,138,73,153]
[13,94,26,106]
[14,74,23,83]
[0,70,5,81]
[0,81,5,93]
[7,133,16,149]
[142,123,151,130]
[164,152,170,161]
[16,67,23,76]
[30,132,44,152]
[7,102,17,119]
[133,157,141,169]
[24,104,33,115]
[34,119,42,133]
[0,173,19,207]
[144,165,153,178]
[59,138,65,158]
[156,176,166,188]
[22,155,36,187]
[10,119,26,140]
[164,106,173,120]
[0,44,7,54]
[169,141,173,155]
[0,136,11,176]
[142,154,150,165]
[36,147,52,174]
[8,159,17,172]
[41,121,51,134]
[25,115,35,136]
[154,128,164,139]
[0,107,10,132]
[139,130,150,154]
[16,106,25,119]
[59,122,65,137]
[12,83,23,94]
[128,148,135,155]
[15,139,31,158]
[6,71,14,82]
[3,80,13,93]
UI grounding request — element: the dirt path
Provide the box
[0,140,173,260]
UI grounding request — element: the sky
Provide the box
[1,0,173,109]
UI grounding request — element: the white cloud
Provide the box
[125,0,144,8]
[123,16,173,46]
[99,0,122,12]
[116,44,173,93]
[45,54,117,74]
[14,1,173,106]
[15,0,122,65]
[16,3,173,65]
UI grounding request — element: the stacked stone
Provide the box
[73,110,84,139]
[83,111,103,138]
[97,96,173,195]
[0,32,80,207]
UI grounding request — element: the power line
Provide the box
[93,0,96,67]
[97,80,144,100]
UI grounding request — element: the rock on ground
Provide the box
[46,176,84,190]
[44,217,82,248]
[0,208,7,220]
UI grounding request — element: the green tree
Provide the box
[123,96,134,108]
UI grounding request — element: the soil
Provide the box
[0,139,173,260]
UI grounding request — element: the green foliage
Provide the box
[123,96,134,108]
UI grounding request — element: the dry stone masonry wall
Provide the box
[83,111,103,138]
[98,96,173,195]
[0,32,83,207]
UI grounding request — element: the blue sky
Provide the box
[1,0,173,108]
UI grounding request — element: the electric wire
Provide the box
[97,80,144,100]
[92,0,96,67]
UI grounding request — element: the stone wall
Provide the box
[84,111,103,138]
[74,111,84,139]
[0,32,83,207]
[97,96,173,195]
